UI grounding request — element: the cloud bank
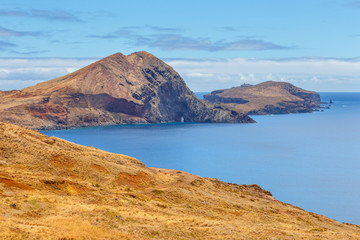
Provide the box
[0,57,359,92]
[0,58,97,90]
[166,57,360,92]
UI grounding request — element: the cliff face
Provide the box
[0,52,253,130]
[1,122,360,239]
[204,81,321,115]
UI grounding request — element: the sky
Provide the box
[0,0,360,91]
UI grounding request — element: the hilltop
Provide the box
[0,122,359,239]
[204,81,321,115]
[0,52,253,130]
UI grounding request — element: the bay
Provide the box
[42,92,360,224]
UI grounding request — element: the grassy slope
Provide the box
[0,122,359,239]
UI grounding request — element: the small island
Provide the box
[204,81,321,115]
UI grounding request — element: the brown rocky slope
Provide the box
[1,122,360,239]
[204,81,321,115]
[0,51,253,130]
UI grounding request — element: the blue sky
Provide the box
[1,0,360,91]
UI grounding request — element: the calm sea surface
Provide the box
[43,92,360,224]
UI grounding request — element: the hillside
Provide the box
[204,81,321,115]
[0,122,360,239]
[0,52,253,130]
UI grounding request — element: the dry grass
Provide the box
[0,122,360,239]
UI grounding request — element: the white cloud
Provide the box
[184,73,214,78]
[166,58,360,92]
[0,58,97,90]
[1,57,360,92]
[0,79,44,90]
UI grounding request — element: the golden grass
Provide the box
[0,122,360,239]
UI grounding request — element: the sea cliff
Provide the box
[0,52,253,130]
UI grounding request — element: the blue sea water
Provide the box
[43,92,360,224]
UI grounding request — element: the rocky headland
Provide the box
[204,81,321,115]
[1,122,360,239]
[0,51,253,130]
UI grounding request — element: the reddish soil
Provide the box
[89,164,108,173]
[115,171,152,188]
[0,177,33,190]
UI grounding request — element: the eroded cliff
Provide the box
[0,52,253,130]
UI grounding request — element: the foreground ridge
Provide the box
[0,122,359,239]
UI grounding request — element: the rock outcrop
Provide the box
[0,52,253,130]
[204,81,321,115]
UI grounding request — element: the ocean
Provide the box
[42,92,360,224]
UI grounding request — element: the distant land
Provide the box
[204,81,321,115]
[0,51,325,130]
[1,122,360,239]
[0,51,252,130]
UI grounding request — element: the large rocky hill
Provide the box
[0,52,253,130]
[0,122,359,239]
[204,81,321,115]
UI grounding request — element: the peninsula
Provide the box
[0,52,253,130]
